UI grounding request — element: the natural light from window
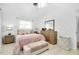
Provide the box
[19,20,32,29]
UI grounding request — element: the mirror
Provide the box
[44,20,55,30]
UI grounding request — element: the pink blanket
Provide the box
[13,34,45,55]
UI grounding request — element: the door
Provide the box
[76,16,79,49]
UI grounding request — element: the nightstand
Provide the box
[3,35,15,44]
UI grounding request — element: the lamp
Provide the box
[6,25,13,31]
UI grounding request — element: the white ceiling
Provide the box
[0,3,79,20]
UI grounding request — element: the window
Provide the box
[19,20,32,29]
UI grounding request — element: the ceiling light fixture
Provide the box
[33,3,47,8]
[38,3,47,8]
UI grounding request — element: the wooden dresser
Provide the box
[40,29,57,45]
[3,35,15,44]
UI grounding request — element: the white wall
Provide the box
[34,3,78,49]
[1,4,35,36]
[0,11,2,51]
[0,3,79,49]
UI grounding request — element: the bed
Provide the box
[13,34,47,55]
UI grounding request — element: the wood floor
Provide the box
[0,43,79,55]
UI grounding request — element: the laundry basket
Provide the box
[58,36,71,51]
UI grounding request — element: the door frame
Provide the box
[76,16,79,49]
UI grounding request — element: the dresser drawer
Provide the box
[3,35,15,44]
